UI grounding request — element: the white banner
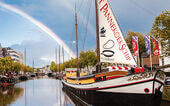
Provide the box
[98,0,136,65]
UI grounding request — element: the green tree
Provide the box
[4,57,14,72]
[79,50,88,68]
[36,68,40,72]
[0,58,5,74]
[13,62,22,73]
[64,58,77,68]
[151,10,170,56]
[50,61,57,72]
[86,49,97,67]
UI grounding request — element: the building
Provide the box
[159,56,170,72]
[0,44,3,57]
[6,47,23,63]
[141,53,170,72]
[141,55,159,67]
[0,44,10,58]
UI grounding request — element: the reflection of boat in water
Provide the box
[62,0,166,105]
[47,73,53,77]
[19,75,28,81]
[0,75,17,87]
[0,85,24,105]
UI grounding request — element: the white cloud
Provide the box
[40,56,55,63]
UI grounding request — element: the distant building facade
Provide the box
[141,55,159,67]
[0,45,3,58]
[159,56,170,72]
[0,44,10,58]
[6,47,23,63]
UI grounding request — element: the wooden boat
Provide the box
[62,0,165,105]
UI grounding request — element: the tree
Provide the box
[0,58,5,74]
[64,50,97,69]
[36,68,40,72]
[151,10,170,56]
[3,57,14,72]
[13,62,22,73]
[79,50,88,68]
[50,61,57,72]
[86,49,97,67]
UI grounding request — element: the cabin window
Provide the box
[95,77,103,82]
[103,76,106,81]
[99,77,102,81]
[95,77,99,82]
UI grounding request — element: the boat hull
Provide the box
[62,70,165,105]
[63,85,162,106]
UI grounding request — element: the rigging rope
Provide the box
[82,0,92,50]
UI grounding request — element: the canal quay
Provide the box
[0,75,170,106]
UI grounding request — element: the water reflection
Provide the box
[6,78,74,106]
[0,85,24,106]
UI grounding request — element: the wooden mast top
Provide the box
[75,5,80,77]
[95,0,101,73]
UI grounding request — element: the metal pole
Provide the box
[149,35,152,70]
[137,37,140,67]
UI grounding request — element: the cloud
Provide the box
[40,56,55,63]
[10,35,70,67]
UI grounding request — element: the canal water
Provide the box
[0,77,74,106]
[1,76,170,106]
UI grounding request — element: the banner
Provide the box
[152,37,159,56]
[132,36,138,56]
[144,34,151,55]
[98,0,136,65]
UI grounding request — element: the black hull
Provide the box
[62,81,162,106]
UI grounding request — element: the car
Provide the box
[165,77,170,86]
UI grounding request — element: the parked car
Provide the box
[165,77,170,86]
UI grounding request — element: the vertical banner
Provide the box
[132,36,139,56]
[152,37,159,56]
[98,0,136,65]
[144,34,152,70]
[144,34,151,56]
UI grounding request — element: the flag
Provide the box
[152,37,159,56]
[144,34,151,55]
[132,36,138,56]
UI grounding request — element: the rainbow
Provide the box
[0,1,76,58]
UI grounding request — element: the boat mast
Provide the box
[55,48,58,72]
[95,0,101,73]
[75,5,80,77]
[62,47,65,72]
[59,46,61,73]
[32,58,34,73]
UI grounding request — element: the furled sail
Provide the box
[98,0,136,65]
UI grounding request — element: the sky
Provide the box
[0,0,169,67]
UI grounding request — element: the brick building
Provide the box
[141,53,159,67]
